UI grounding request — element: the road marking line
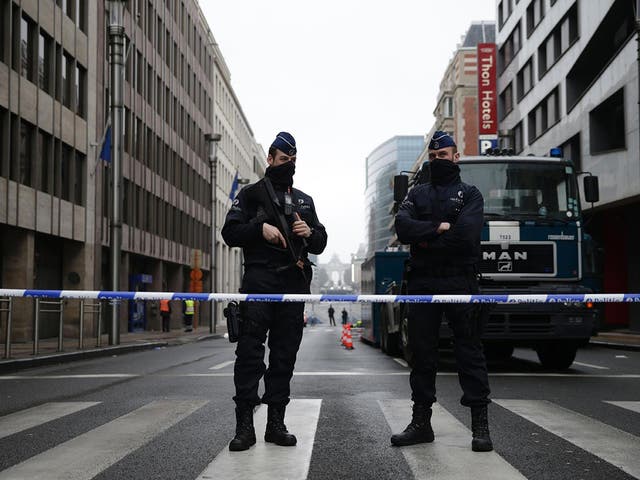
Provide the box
[495,399,640,479]
[605,401,640,414]
[3,372,640,380]
[209,360,235,370]
[0,374,139,379]
[379,400,526,479]
[0,400,207,480]
[615,355,628,359]
[573,361,609,370]
[0,402,100,440]
[197,399,321,480]
[393,358,409,368]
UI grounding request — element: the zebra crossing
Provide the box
[1,397,639,479]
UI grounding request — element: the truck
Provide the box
[363,150,600,370]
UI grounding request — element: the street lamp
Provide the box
[107,0,127,345]
[205,132,222,334]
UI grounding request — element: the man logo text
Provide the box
[483,251,528,261]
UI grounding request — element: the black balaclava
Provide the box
[429,159,460,186]
[265,161,295,188]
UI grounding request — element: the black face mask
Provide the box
[429,159,460,186]
[265,161,295,187]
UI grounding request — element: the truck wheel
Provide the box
[380,313,389,354]
[536,343,578,370]
[400,315,414,367]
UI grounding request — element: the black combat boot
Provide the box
[228,406,256,451]
[390,403,435,446]
[264,405,297,446]
[471,405,493,452]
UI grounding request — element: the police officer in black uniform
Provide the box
[391,131,492,452]
[221,131,327,452]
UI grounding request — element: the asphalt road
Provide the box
[1,324,639,480]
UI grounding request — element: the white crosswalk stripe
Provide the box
[1,396,640,479]
[605,401,640,415]
[197,399,321,480]
[379,400,526,479]
[209,360,235,370]
[0,400,207,480]
[495,399,640,479]
[0,402,100,440]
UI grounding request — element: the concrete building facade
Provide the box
[496,0,640,329]
[0,0,263,341]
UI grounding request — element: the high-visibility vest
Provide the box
[185,300,195,315]
[160,299,170,312]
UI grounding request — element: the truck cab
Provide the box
[382,150,600,369]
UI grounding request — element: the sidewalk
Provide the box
[0,325,227,373]
[589,329,640,351]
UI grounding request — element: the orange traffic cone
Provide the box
[344,324,354,350]
[340,324,346,345]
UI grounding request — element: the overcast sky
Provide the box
[200,1,496,264]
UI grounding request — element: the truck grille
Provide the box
[485,314,554,335]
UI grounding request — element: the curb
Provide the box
[0,334,225,373]
[0,342,167,373]
[589,339,640,352]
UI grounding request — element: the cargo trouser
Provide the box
[233,301,305,408]
[408,272,491,407]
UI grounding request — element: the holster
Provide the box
[223,301,242,342]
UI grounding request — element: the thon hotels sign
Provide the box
[477,43,498,154]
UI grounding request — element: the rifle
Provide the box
[254,177,308,281]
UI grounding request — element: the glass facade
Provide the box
[364,136,424,255]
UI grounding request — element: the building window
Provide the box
[566,0,634,111]
[528,87,560,143]
[76,0,87,32]
[526,0,545,37]
[499,21,521,72]
[499,82,513,119]
[61,144,73,201]
[136,50,143,97]
[513,121,523,154]
[75,64,87,118]
[0,107,6,178]
[516,57,533,101]
[443,96,453,118]
[16,119,34,187]
[537,2,578,79]
[64,0,74,20]
[146,62,153,106]
[38,31,54,94]
[589,88,625,154]
[61,51,74,109]
[561,133,581,171]
[0,0,10,65]
[21,14,37,82]
[74,151,85,206]
[38,129,52,193]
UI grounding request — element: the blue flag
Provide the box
[229,172,239,200]
[99,126,112,162]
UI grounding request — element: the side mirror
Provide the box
[393,175,409,202]
[583,176,599,203]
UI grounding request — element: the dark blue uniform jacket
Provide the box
[395,179,483,273]
[221,180,327,293]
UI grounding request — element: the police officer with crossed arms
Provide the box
[222,131,327,452]
[392,131,493,452]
